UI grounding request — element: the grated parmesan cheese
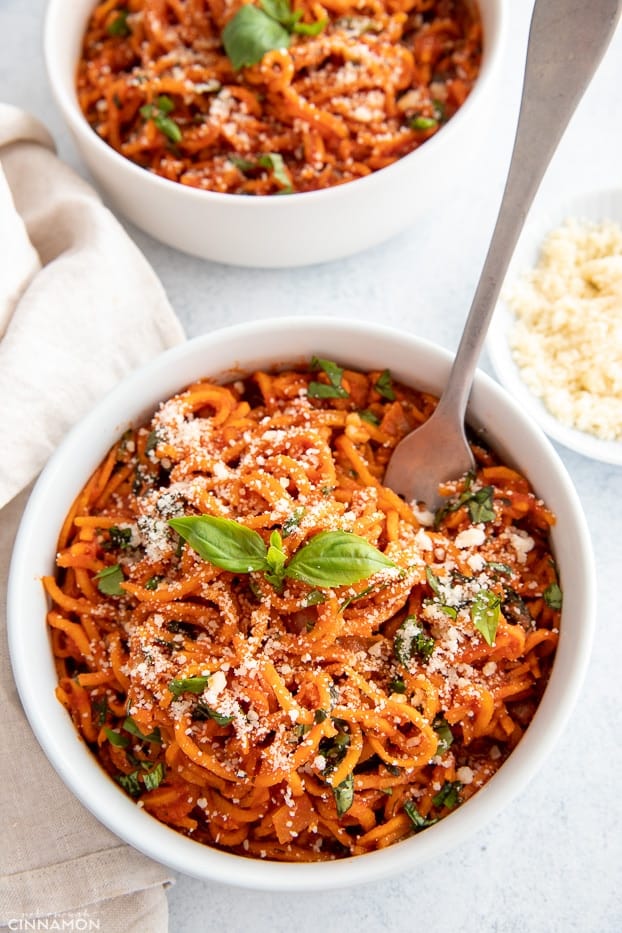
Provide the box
[508,217,622,441]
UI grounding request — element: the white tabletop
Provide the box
[3,1,622,930]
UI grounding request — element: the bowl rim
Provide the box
[43,0,507,208]
[7,316,595,890]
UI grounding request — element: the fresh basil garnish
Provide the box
[308,356,349,399]
[432,714,454,755]
[140,95,182,144]
[284,530,396,587]
[467,486,495,523]
[375,369,396,401]
[107,9,131,37]
[471,589,501,646]
[143,762,165,791]
[193,702,234,726]
[359,409,380,425]
[168,676,210,698]
[122,716,162,745]
[404,800,437,831]
[145,574,163,591]
[168,516,268,573]
[394,616,435,665]
[410,115,438,131]
[257,153,292,192]
[95,563,125,596]
[543,582,563,609]
[333,772,354,817]
[104,727,129,748]
[282,507,306,538]
[169,516,396,589]
[117,771,141,797]
[222,4,290,70]
[108,526,132,549]
[432,780,462,809]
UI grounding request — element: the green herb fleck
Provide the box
[308,357,349,399]
[471,589,501,646]
[117,771,141,796]
[143,762,165,791]
[432,780,462,809]
[95,564,125,596]
[104,727,129,748]
[145,575,163,591]
[107,9,131,37]
[404,800,437,831]
[543,582,563,610]
[333,772,354,817]
[282,507,306,538]
[375,369,396,401]
[168,676,209,698]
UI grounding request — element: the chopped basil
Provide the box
[304,589,326,607]
[104,727,129,748]
[308,356,349,399]
[432,715,454,755]
[544,582,563,610]
[333,772,354,817]
[404,800,437,831]
[432,780,462,809]
[282,507,306,538]
[293,16,327,35]
[145,430,159,453]
[109,526,132,549]
[168,676,209,698]
[116,771,141,797]
[145,575,163,591]
[374,369,396,401]
[92,696,108,727]
[471,589,501,646]
[257,153,292,192]
[425,565,443,597]
[314,708,328,723]
[143,762,165,791]
[359,409,380,425]
[140,96,182,144]
[107,9,131,37]
[193,702,234,726]
[122,716,162,745]
[467,486,496,523]
[394,615,435,665]
[319,725,350,773]
[389,678,406,694]
[487,561,513,575]
[410,115,438,131]
[95,563,125,596]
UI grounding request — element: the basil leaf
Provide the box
[154,114,182,144]
[104,727,129,748]
[425,565,443,597]
[432,780,462,809]
[193,701,234,726]
[257,152,292,191]
[117,771,141,797]
[107,9,131,37]
[282,507,305,538]
[394,615,435,665]
[95,564,125,596]
[285,530,396,587]
[304,589,326,607]
[471,589,501,646]
[410,115,438,131]
[155,94,174,115]
[143,762,165,791]
[404,800,437,831]
[260,0,298,28]
[308,356,349,399]
[544,582,563,609]
[432,715,454,755]
[145,574,163,591]
[168,676,209,698]
[293,17,327,35]
[359,409,380,425]
[222,5,291,70]
[375,369,396,401]
[389,678,406,694]
[122,716,162,745]
[467,486,495,523]
[93,696,108,727]
[333,772,354,817]
[168,515,268,573]
[109,526,132,549]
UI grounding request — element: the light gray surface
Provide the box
[2,1,621,931]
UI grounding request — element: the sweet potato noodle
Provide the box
[45,362,561,861]
[77,0,482,193]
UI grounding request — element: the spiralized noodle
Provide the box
[77,0,482,193]
[45,363,561,861]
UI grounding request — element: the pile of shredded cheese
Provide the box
[508,217,622,442]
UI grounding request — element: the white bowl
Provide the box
[487,187,622,465]
[44,0,506,268]
[8,318,594,890]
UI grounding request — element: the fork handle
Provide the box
[438,0,622,419]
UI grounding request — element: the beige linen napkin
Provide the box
[0,105,186,930]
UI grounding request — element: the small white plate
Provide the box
[487,188,622,465]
